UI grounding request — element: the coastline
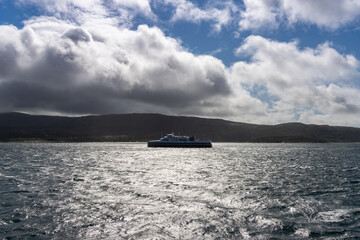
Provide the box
[1,136,357,143]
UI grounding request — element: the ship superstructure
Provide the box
[148,133,212,148]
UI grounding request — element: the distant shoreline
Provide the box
[1,137,358,144]
[1,112,360,143]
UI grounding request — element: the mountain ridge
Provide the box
[1,112,360,142]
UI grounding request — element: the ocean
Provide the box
[1,142,360,239]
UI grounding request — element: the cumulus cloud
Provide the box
[231,36,360,125]
[0,18,233,116]
[112,0,154,16]
[240,0,360,31]
[239,0,280,31]
[159,0,238,32]
[1,18,360,125]
[17,0,239,32]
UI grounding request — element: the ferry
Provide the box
[148,133,212,148]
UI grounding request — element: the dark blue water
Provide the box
[0,143,360,239]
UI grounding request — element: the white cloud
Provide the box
[17,0,107,16]
[240,0,360,31]
[283,0,360,29]
[231,35,360,125]
[16,0,155,26]
[112,0,154,16]
[159,0,238,32]
[16,0,239,32]
[239,0,280,31]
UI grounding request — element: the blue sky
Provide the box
[1,0,360,126]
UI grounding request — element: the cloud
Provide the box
[240,0,360,31]
[16,0,239,32]
[112,0,154,17]
[239,0,280,31]
[16,0,155,26]
[63,27,93,42]
[17,0,107,17]
[159,0,238,32]
[1,17,360,125]
[231,35,360,125]
[0,18,232,116]
[2,0,360,126]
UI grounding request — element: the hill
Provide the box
[1,112,360,142]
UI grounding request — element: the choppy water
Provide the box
[0,143,360,239]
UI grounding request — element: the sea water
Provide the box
[0,142,360,239]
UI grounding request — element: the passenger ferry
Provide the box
[147,133,212,148]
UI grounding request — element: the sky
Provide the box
[0,0,360,126]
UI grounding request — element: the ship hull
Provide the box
[148,141,212,148]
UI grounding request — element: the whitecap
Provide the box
[317,208,356,223]
[294,228,310,237]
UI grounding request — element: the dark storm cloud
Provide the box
[0,21,232,115]
[0,41,19,77]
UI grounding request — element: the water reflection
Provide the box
[0,143,359,239]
